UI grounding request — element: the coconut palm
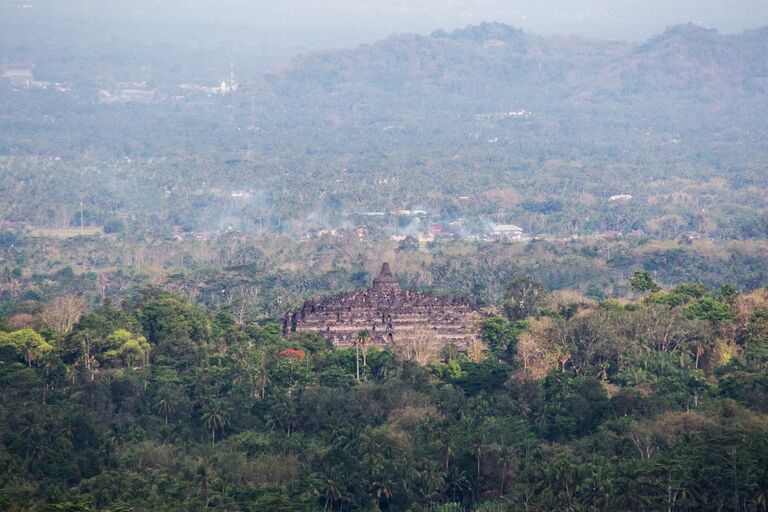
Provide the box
[355,329,370,381]
[155,396,174,424]
[200,404,229,445]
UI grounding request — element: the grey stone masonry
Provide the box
[283,263,483,350]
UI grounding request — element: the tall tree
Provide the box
[504,276,548,322]
[630,270,661,295]
[0,328,53,366]
[200,403,229,446]
[40,294,86,334]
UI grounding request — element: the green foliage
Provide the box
[671,284,710,298]
[480,316,525,358]
[718,283,740,304]
[396,236,420,253]
[431,504,464,512]
[629,270,661,294]
[724,310,768,375]
[102,329,150,368]
[1,285,768,510]
[287,331,334,353]
[0,328,53,366]
[431,359,464,380]
[585,284,606,301]
[449,359,511,395]
[503,276,548,322]
[136,293,212,369]
[102,218,126,234]
[73,301,140,339]
[541,373,610,441]
[473,503,512,512]
[651,283,709,306]
[684,296,737,324]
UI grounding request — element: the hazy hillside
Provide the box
[1,23,767,239]
[257,22,768,176]
[270,22,768,103]
[245,23,768,234]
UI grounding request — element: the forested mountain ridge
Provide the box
[270,22,768,106]
[628,24,768,91]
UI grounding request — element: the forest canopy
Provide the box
[1,277,768,510]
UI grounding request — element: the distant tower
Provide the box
[371,263,402,293]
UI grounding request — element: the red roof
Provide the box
[279,348,306,358]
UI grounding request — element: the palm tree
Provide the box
[201,404,229,445]
[354,337,361,382]
[360,330,370,368]
[18,411,44,461]
[254,359,270,398]
[321,477,342,512]
[155,396,174,424]
[308,470,343,512]
[446,466,471,503]
[355,329,370,381]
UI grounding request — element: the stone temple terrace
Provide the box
[283,263,484,352]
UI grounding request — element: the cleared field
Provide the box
[30,227,103,238]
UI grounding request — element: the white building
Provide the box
[490,224,524,241]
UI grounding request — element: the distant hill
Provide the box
[239,22,768,238]
[265,22,768,112]
[620,24,768,93]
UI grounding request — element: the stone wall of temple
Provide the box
[283,263,483,351]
